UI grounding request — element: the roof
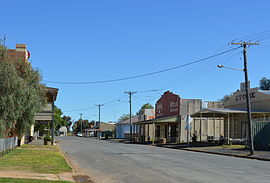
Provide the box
[134,115,180,124]
[117,115,139,125]
[46,87,59,101]
[191,108,270,118]
[259,90,270,95]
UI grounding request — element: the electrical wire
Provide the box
[43,47,241,85]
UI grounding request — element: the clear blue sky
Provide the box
[2,0,270,122]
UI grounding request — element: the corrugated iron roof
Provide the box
[117,115,139,124]
[191,108,270,117]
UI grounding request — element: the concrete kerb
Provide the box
[104,138,270,162]
[180,148,270,162]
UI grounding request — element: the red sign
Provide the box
[155,91,180,118]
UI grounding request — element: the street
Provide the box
[57,136,270,183]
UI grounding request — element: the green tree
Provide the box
[117,114,135,122]
[62,115,72,132]
[72,119,89,133]
[54,106,66,131]
[219,94,232,103]
[140,103,154,109]
[0,44,46,138]
[259,77,270,90]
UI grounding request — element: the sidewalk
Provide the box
[158,143,270,161]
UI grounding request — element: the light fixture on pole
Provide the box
[217,61,254,155]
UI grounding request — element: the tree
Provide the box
[140,103,154,109]
[259,77,270,90]
[72,119,90,134]
[137,103,154,114]
[0,44,46,138]
[219,94,232,103]
[53,106,66,131]
[62,115,72,133]
[117,113,135,122]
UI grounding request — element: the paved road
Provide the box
[57,136,270,183]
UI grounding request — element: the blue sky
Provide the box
[2,0,270,122]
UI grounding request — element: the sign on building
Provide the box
[155,91,180,118]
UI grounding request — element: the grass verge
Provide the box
[0,178,72,183]
[0,145,72,174]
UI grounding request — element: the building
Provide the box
[191,84,270,148]
[134,91,223,144]
[116,109,155,139]
[85,122,116,139]
[7,44,30,63]
[59,126,68,136]
[116,115,140,139]
[33,87,59,138]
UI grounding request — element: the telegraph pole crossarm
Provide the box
[231,42,259,155]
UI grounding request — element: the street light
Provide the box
[217,63,254,155]
[217,65,244,71]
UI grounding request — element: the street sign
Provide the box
[185,114,193,130]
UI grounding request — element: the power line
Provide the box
[232,30,270,42]
[43,47,241,85]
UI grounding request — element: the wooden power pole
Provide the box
[231,42,259,155]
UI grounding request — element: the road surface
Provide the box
[57,136,270,183]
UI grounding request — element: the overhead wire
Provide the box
[169,51,242,91]
[43,47,241,85]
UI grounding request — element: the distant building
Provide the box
[84,122,116,139]
[59,126,68,136]
[116,115,140,139]
[115,108,155,139]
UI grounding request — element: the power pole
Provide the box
[231,42,259,155]
[51,101,55,145]
[96,104,104,137]
[79,113,83,134]
[124,91,137,142]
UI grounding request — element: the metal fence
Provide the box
[0,137,18,156]
[253,122,270,149]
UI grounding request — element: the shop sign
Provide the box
[155,91,180,118]
[235,92,255,101]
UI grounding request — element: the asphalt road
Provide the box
[57,136,270,183]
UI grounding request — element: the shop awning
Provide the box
[191,108,270,118]
[134,115,180,125]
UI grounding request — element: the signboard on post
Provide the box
[185,114,193,130]
[184,114,193,145]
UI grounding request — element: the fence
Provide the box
[0,137,18,156]
[252,122,270,149]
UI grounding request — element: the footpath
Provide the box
[0,139,93,183]
[158,143,270,161]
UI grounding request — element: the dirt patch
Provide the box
[73,175,94,183]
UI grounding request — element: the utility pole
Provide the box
[79,113,83,134]
[96,104,104,138]
[231,42,259,155]
[124,91,137,142]
[51,101,55,145]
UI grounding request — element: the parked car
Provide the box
[76,133,82,137]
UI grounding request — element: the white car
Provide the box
[76,133,82,137]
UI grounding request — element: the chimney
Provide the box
[16,44,27,51]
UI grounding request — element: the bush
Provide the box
[44,135,51,142]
